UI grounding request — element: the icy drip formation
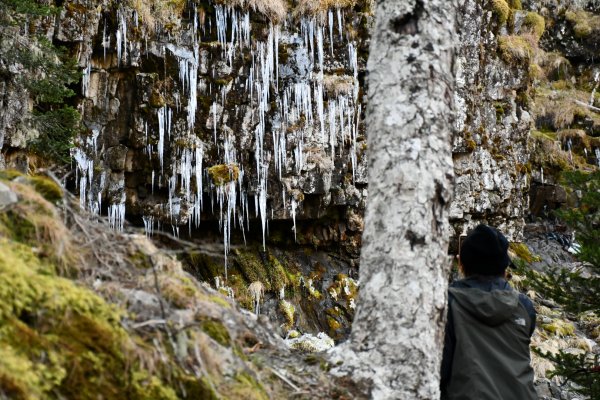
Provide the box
[591,71,599,106]
[177,44,200,132]
[75,1,364,278]
[108,199,126,231]
[116,7,127,66]
[82,62,91,97]
[595,148,600,168]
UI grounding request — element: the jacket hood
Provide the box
[449,287,520,326]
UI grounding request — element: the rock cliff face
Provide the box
[451,0,534,243]
[67,0,371,259]
[1,0,539,250]
[0,0,540,339]
[9,0,596,337]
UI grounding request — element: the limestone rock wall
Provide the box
[66,0,372,261]
[451,0,534,243]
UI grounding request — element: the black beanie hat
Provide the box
[460,224,511,276]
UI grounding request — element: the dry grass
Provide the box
[540,52,572,81]
[533,87,600,130]
[498,34,539,66]
[322,74,355,97]
[130,0,186,33]
[221,0,288,22]
[294,0,357,17]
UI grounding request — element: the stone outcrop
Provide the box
[451,0,534,243]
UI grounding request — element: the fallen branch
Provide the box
[574,99,600,113]
[268,367,301,392]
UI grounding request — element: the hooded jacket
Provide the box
[440,276,537,400]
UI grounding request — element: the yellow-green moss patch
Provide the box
[201,319,231,347]
[541,319,575,337]
[522,12,545,40]
[491,0,510,27]
[565,10,600,39]
[208,164,240,186]
[509,242,541,263]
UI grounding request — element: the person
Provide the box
[440,224,537,400]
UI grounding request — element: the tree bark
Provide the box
[330,0,457,398]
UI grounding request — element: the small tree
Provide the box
[522,170,600,398]
[0,0,81,164]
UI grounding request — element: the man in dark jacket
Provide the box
[440,224,537,400]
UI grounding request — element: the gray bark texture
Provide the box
[330,0,457,398]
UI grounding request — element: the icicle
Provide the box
[590,71,599,106]
[157,106,166,169]
[116,7,127,66]
[102,19,108,61]
[317,25,324,72]
[143,215,154,236]
[294,139,304,173]
[315,81,325,143]
[108,196,126,231]
[259,174,267,251]
[329,100,337,159]
[328,10,334,56]
[194,145,204,226]
[180,148,193,201]
[82,62,91,97]
[337,8,343,40]
[151,170,155,194]
[541,167,544,185]
[291,199,297,242]
[212,102,218,143]
[595,148,600,168]
[348,43,359,100]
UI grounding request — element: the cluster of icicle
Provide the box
[74,2,363,279]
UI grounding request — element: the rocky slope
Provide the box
[0,172,367,399]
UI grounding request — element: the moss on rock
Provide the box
[523,12,545,41]
[491,0,510,27]
[201,319,232,347]
[208,164,240,186]
[498,35,534,65]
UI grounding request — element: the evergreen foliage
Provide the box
[0,0,81,164]
[519,170,600,397]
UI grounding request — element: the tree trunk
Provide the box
[330,0,457,398]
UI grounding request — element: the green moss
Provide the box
[160,274,201,308]
[327,315,342,331]
[565,10,600,39]
[149,89,166,108]
[0,238,179,399]
[201,320,231,347]
[230,372,268,400]
[531,129,558,142]
[508,0,521,9]
[509,242,541,264]
[0,170,23,181]
[278,300,295,329]
[209,294,232,309]
[541,319,575,337]
[465,139,477,152]
[208,164,240,186]
[181,375,219,400]
[523,12,545,40]
[491,0,510,27]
